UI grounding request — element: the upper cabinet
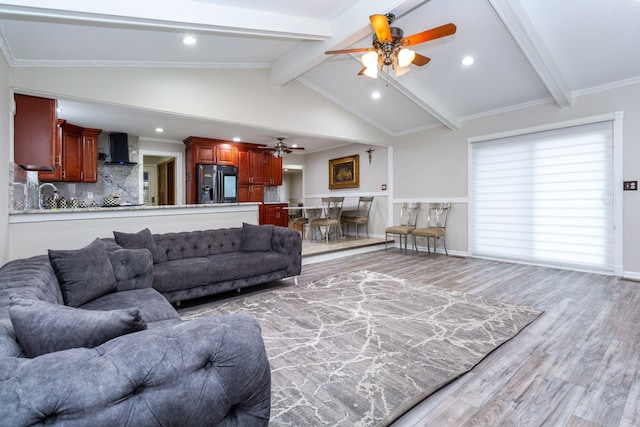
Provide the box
[39,120,102,182]
[13,94,58,171]
[81,128,101,182]
[184,137,238,166]
[238,148,264,185]
[263,152,283,186]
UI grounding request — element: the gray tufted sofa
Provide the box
[0,240,272,425]
[111,223,303,304]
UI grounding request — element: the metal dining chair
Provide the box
[290,205,309,240]
[412,202,451,256]
[341,196,374,239]
[310,197,344,244]
[385,202,420,254]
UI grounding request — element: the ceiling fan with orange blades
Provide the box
[272,137,305,157]
[325,13,456,78]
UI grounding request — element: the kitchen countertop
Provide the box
[9,202,261,223]
[11,202,259,215]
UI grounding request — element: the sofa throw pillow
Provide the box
[9,295,147,358]
[48,239,117,307]
[241,222,274,252]
[107,248,154,292]
[113,228,160,264]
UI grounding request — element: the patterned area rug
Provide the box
[180,270,542,426]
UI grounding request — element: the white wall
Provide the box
[9,67,392,146]
[305,143,388,196]
[394,82,640,277]
[8,205,259,260]
[303,143,389,238]
[0,54,10,264]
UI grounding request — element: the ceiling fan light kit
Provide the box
[326,13,456,79]
[397,48,416,67]
[273,137,305,157]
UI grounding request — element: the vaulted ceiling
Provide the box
[1,0,639,152]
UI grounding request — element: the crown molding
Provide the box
[6,59,271,69]
[574,76,640,97]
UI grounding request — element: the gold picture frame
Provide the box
[329,155,359,189]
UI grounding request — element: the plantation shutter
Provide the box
[469,120,614,273]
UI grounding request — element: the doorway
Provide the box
[142,155,177,206]
[283,166,303,205]
[157,158,176,205]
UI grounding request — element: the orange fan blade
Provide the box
[412,53,431,66]
[325,47,372,55]
[370,14,392,42]
[402,23,457,47]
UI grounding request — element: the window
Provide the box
[469,120,616,273]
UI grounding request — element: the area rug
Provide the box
[179,270,542,426]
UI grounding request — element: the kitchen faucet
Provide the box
[38,182,58,209]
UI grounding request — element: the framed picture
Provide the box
[329,155,359,189]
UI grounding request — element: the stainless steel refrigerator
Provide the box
[196,164,238,204]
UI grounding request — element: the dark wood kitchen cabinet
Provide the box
[184,137,238,166]
[39,121,101,182]
[59,121,83,182]
[238,184,264,203]
[237,149,265,202]
[260,203,288,227]
[238,148,264,185]
[81,128,101,182]
[37,119,64,181]
[263,152,283,185]
[13,94,58,171]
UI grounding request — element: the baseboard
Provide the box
[302,243,387,265]
[395,242,468,258]
[622,271,640,281]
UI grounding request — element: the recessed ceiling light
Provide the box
[462,56,475,66]
[155,127,164,133]
[371,91,381,99]
[182,36,197,45]
[233,137,241,142]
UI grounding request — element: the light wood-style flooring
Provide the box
[293,249,640,427]
[301,236,388,257]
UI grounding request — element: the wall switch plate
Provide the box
[623,181,638,191]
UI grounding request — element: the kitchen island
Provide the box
[8,203,260,261]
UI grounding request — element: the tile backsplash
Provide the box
[264,180,288,203]
[9,133,140,211]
